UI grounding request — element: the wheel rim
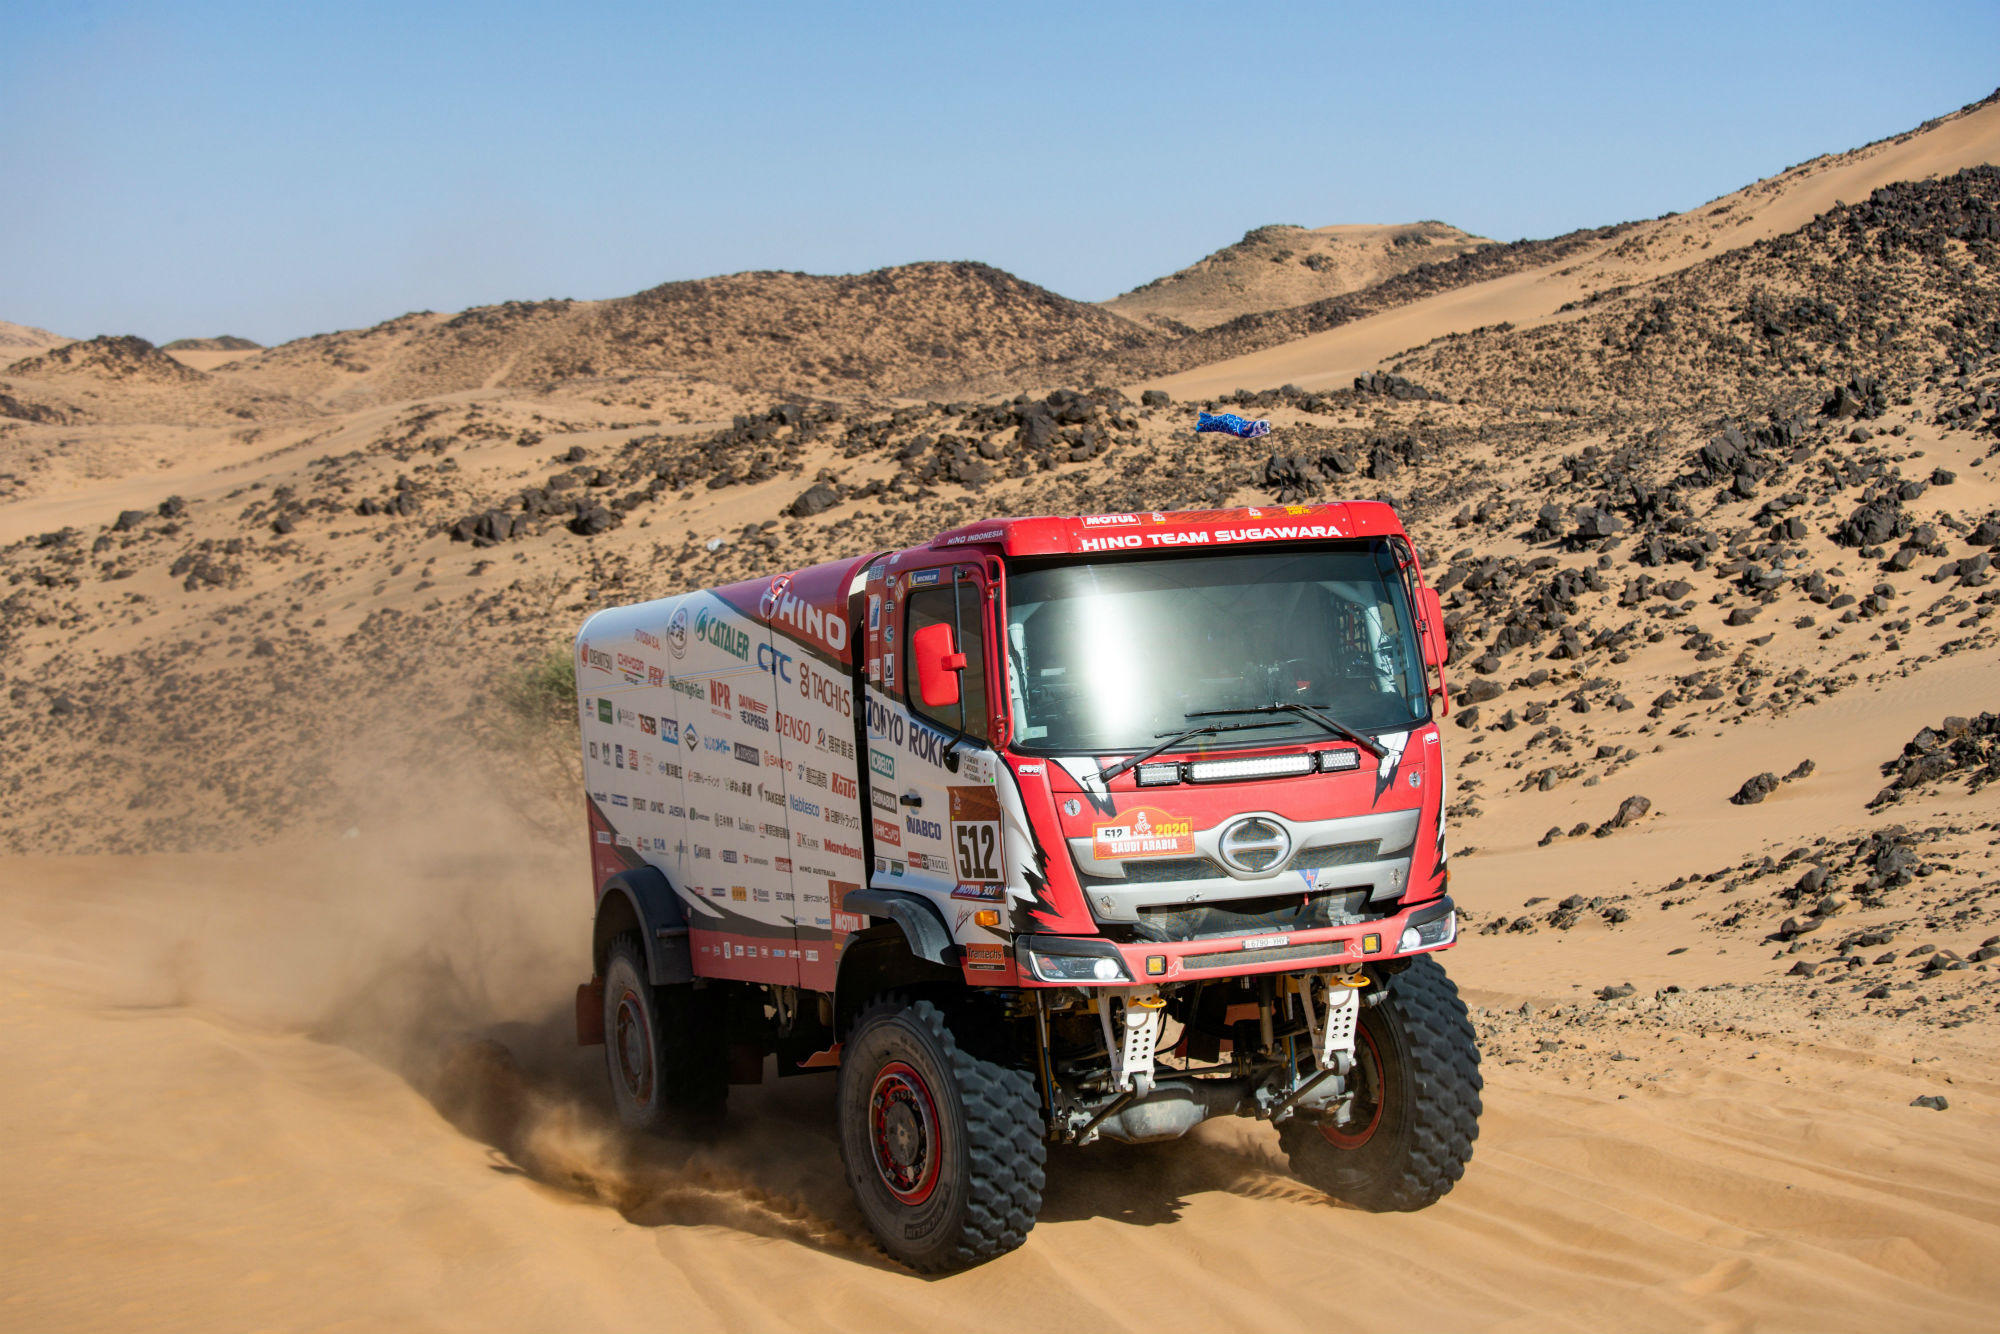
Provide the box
[868,1060,942,1206]
[1320,1023,1385,1149]
[612,987,654,1104]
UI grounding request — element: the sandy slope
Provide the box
[3,717,1996,1333]
[1146,96,2000,399]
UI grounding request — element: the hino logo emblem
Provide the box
[1217,816,1291,876]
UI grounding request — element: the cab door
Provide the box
[862,556,1006,917]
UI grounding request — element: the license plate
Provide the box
[1242,934,1289,950]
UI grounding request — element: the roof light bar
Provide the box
[1187,754,1315,783]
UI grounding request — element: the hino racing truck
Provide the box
[572,503,1479,1269]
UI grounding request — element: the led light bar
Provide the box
[1186,753,1315,783]
[1136,763,1181,786]
[1318,749,1362,772]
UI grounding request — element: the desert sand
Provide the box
[3,88,1998,1332]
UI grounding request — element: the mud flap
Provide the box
[575,978,605,1046]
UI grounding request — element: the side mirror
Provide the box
[1418,587,1450,667]
[913,621,966,708]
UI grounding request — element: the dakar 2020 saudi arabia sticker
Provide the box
[1092,806,1194,859]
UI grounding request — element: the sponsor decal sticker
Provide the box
[1092,806,1195,860]
[597,698,614,724]
[872,817,903,848]
[909,568,941,586]
[947,786,1004,891]
[964,943,1007,973]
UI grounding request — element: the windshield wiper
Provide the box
[1183,702,1387,759]
[1096,718,1287,785]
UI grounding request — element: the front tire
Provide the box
[838,998,1046,1271]
[1279,955,1482,1211]
[602,934,727,1130]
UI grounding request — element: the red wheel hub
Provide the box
[1320,1024,1385,1149]
[613,987,653,1103]
[868,1061,942,1205]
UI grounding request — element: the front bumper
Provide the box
[1015,895,1456,986]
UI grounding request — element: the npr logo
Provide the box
[710,680,732,709]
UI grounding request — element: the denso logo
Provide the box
[580,644,613,674]
[905,815,943,841]
[789,795,821,817]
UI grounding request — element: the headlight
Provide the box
[1022,940,1133,983]
[1398,910,1456,952]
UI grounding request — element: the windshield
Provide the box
[1004,544,1428,754]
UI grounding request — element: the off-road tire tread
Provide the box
[845,996,1046,1271]
[1281,955,1482,1211]
[605,933,726,1124]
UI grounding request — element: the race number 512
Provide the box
[947,786,1003,890]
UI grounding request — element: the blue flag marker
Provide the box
[1195,411,1270,438]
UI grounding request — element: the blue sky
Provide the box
[2,1,1994,346]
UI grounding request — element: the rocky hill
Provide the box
[222,261,1163,407]
[1105,220,1494,330]
[161,335,263,352]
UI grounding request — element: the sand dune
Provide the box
[1148,91,2000,399]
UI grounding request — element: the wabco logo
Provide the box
[906,815,943,841]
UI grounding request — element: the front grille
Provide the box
[1181,939,1353,971]
[1136,888,1373,942]
[1078,838,1384,890]
[1293,840,1381,869]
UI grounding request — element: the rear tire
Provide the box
[1279,955,1481,1211]
[602,934,727,1130]
[838,997,1046,1271]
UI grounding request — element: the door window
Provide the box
[904,574,988,742]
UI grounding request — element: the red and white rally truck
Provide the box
[573,503,1478,1269]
